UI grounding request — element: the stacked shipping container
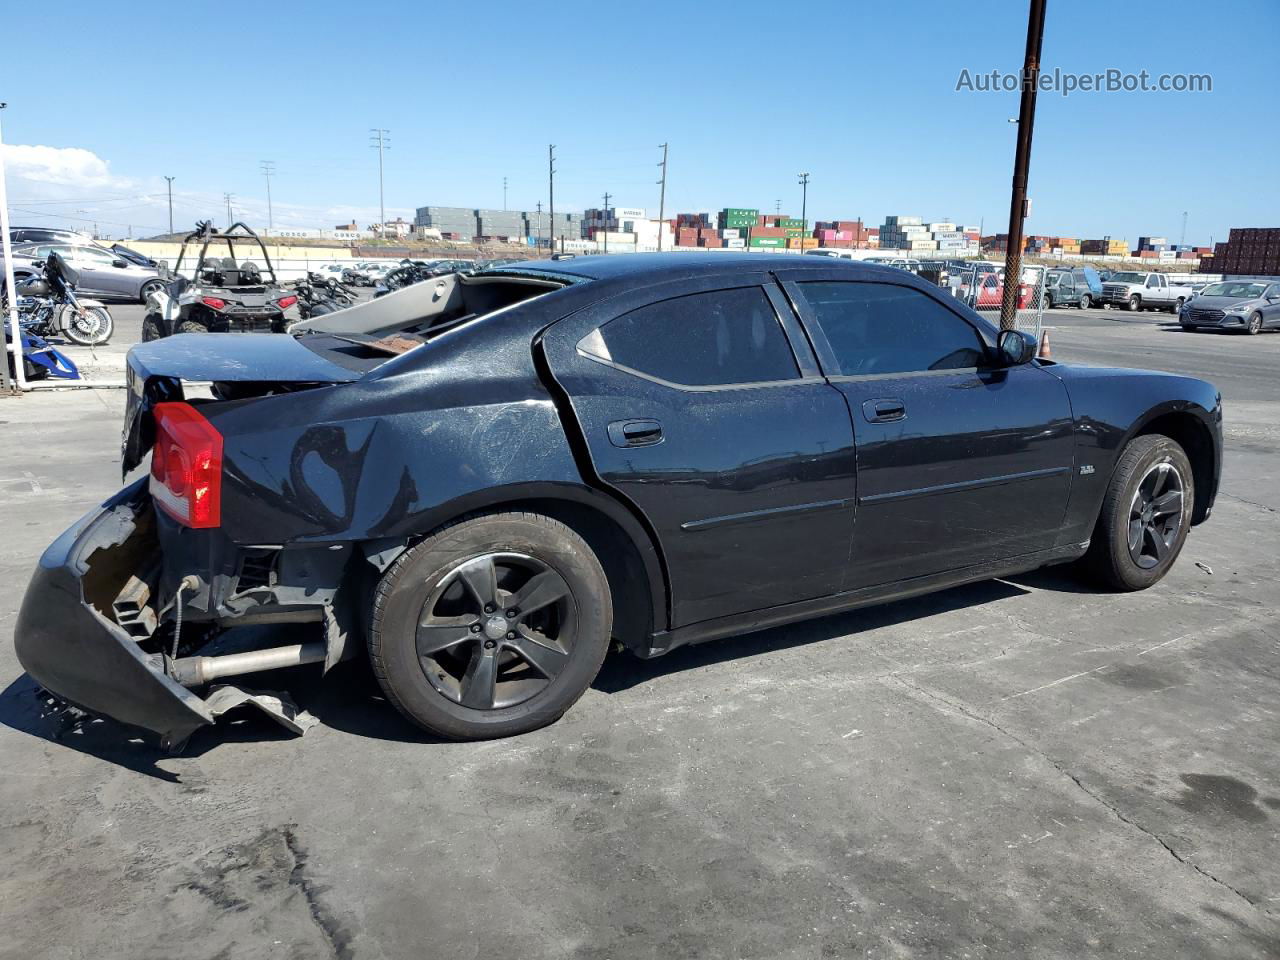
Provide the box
[1206,227,1280,275]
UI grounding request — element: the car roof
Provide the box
[500,252,905,284]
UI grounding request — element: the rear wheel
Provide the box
[177,319,209,335]
[369,512,612,740]
[1173,297,1185,313]
[1246,312,1263,335]
[1081,435,1193,591]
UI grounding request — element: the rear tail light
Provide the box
[275,295,298,310]
[150,403,223,528]
[201,296,226,310]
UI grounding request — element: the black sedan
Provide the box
[15,255,1222,747]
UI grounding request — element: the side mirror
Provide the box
[112,259,128,268]
[996,329,1038,366]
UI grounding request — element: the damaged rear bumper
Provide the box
[14,481,357,750]
[14,481,215,749]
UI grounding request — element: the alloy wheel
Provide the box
[415,552,576,709]
[1127,462,1184,569]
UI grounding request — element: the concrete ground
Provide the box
[1,304,1277,960]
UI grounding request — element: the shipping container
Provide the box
[749,237,787,248]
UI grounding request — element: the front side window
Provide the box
[593,286,799,387]
[799,281,987,376]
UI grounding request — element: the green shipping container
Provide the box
[779,218,805,229]
[749,237,786,248]
[784,228,805,238]
[722,208,759,218]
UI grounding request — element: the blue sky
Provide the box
[2,0,1275,244]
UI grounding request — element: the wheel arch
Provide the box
[377,482,669,653]
[1129,408,1217,524]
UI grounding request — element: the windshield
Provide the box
[1109,272,1148,283]
[1200,281,1265,298]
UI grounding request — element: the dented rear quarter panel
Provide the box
[199,307,589,546]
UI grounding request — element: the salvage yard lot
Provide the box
[1,307,1278,959]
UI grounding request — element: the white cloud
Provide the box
[3,143,130,193]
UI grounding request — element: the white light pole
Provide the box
[0,102,28,391]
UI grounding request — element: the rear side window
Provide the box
[596,286,799,386]
[799,281,987,376]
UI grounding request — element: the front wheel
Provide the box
[141,313,164,341]
[1173,297,1185,313]
[369,512,613,740]
[59,305,114,346]
[1246,312,1263,335]
[1081,434,1194,591]
[1128,294,1141,312]
[1079,294,1091,309]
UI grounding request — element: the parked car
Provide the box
[14,254,1221,749]
[109,243,158,268]
[1179,279,1280,334]
[8,227,98,245]
[1045,267,1104,309]
[4,242,166,303]
[1099,272,1196,312]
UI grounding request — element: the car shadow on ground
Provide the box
[1,573,1072,774]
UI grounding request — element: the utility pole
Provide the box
[0,101,23,391]
[535,200,543,250]
[503,177,508,211]
[224,193,235,227]
[260,161,275,233]
[999,0,1047,331]
[656,143,668,252]
[1179,210,1188,249]
[775,199,781,215]
[548,144,557,254]
[370,128,390,233]
[164,176,175,235]
[602,191,612,254]
[798,172,810,241]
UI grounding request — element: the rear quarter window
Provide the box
[594,286,799,387]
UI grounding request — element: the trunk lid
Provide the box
[123,333,363,475]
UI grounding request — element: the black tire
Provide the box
[1245,312,1263,335]
[1079,294,1091,309]
[1081,434,1194,591]
[369,512,612,740]
[177,319,209,335]
[1173,297,1185,314]
[139,280,164,304]
[1128,294,1141,312]
[141,313,164,341]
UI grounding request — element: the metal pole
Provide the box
[260,161,275,233]
[999,0,1048,331]
[370,129,390,235]
[798,173,809,253]
[164,176,175,235]
[503,177,508,211]
[0,102,27,391]
[602,191,611,254]
[548,145,556,254]
[535,200,543,251]
[224,193,234,228]
[656,143,668,252]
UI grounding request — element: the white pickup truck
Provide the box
[1100,271,1197,312]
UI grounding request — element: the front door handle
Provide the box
[862,398,906,423]
[608,419,663,448]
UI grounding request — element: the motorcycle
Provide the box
[2,252,114,346]
[290,274,356,320]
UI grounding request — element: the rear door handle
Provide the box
[608,419,663,447]
[862,398,906,423]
